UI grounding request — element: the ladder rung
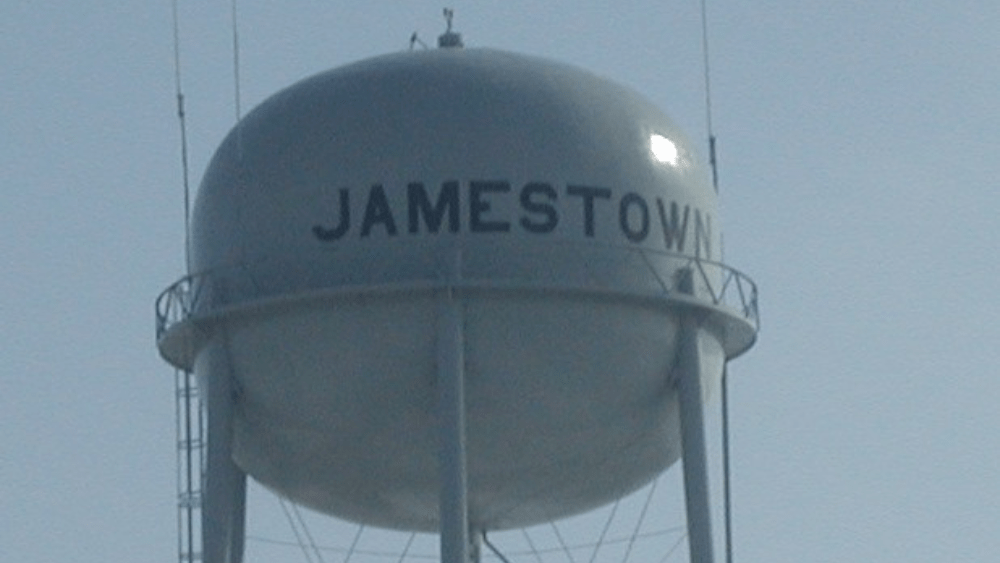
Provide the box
[177,494,202,509]
[175,386,201,399]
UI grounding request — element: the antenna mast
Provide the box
[169,6,204,563]
[700,0,719,193]
[171,0,192,275]
[438,8,464,48]
[699,2,736,563]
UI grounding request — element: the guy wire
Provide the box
[231,0,244,158]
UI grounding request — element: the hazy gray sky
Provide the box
[3,1,999,561]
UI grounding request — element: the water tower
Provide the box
[156,25,758,563]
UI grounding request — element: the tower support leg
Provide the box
[201,339,248,563]
[676,311,715,563]
[438,287,472,563]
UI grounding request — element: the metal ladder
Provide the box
[176,368,204,563]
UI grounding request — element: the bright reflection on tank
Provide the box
[650,133,679,166]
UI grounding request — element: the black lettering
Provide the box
[408,181,459,234]
[519,182,558,234]
[566,185,612,237]
[695,209,712,259]
[619,192,650,243]
[469,180,511,233]
[312,188,351,241]
[656,199,689,252]
[360,184,398,237]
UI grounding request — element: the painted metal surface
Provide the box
[156,48,757,532]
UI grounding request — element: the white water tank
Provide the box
[157,47,757,531]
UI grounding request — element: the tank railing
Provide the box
[680,252,759,326]
[634,248,758,330]
[638,249,672,295]
[156,247,758,341]
[155,274,199,341]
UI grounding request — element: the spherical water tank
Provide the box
[156,48,757,532]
